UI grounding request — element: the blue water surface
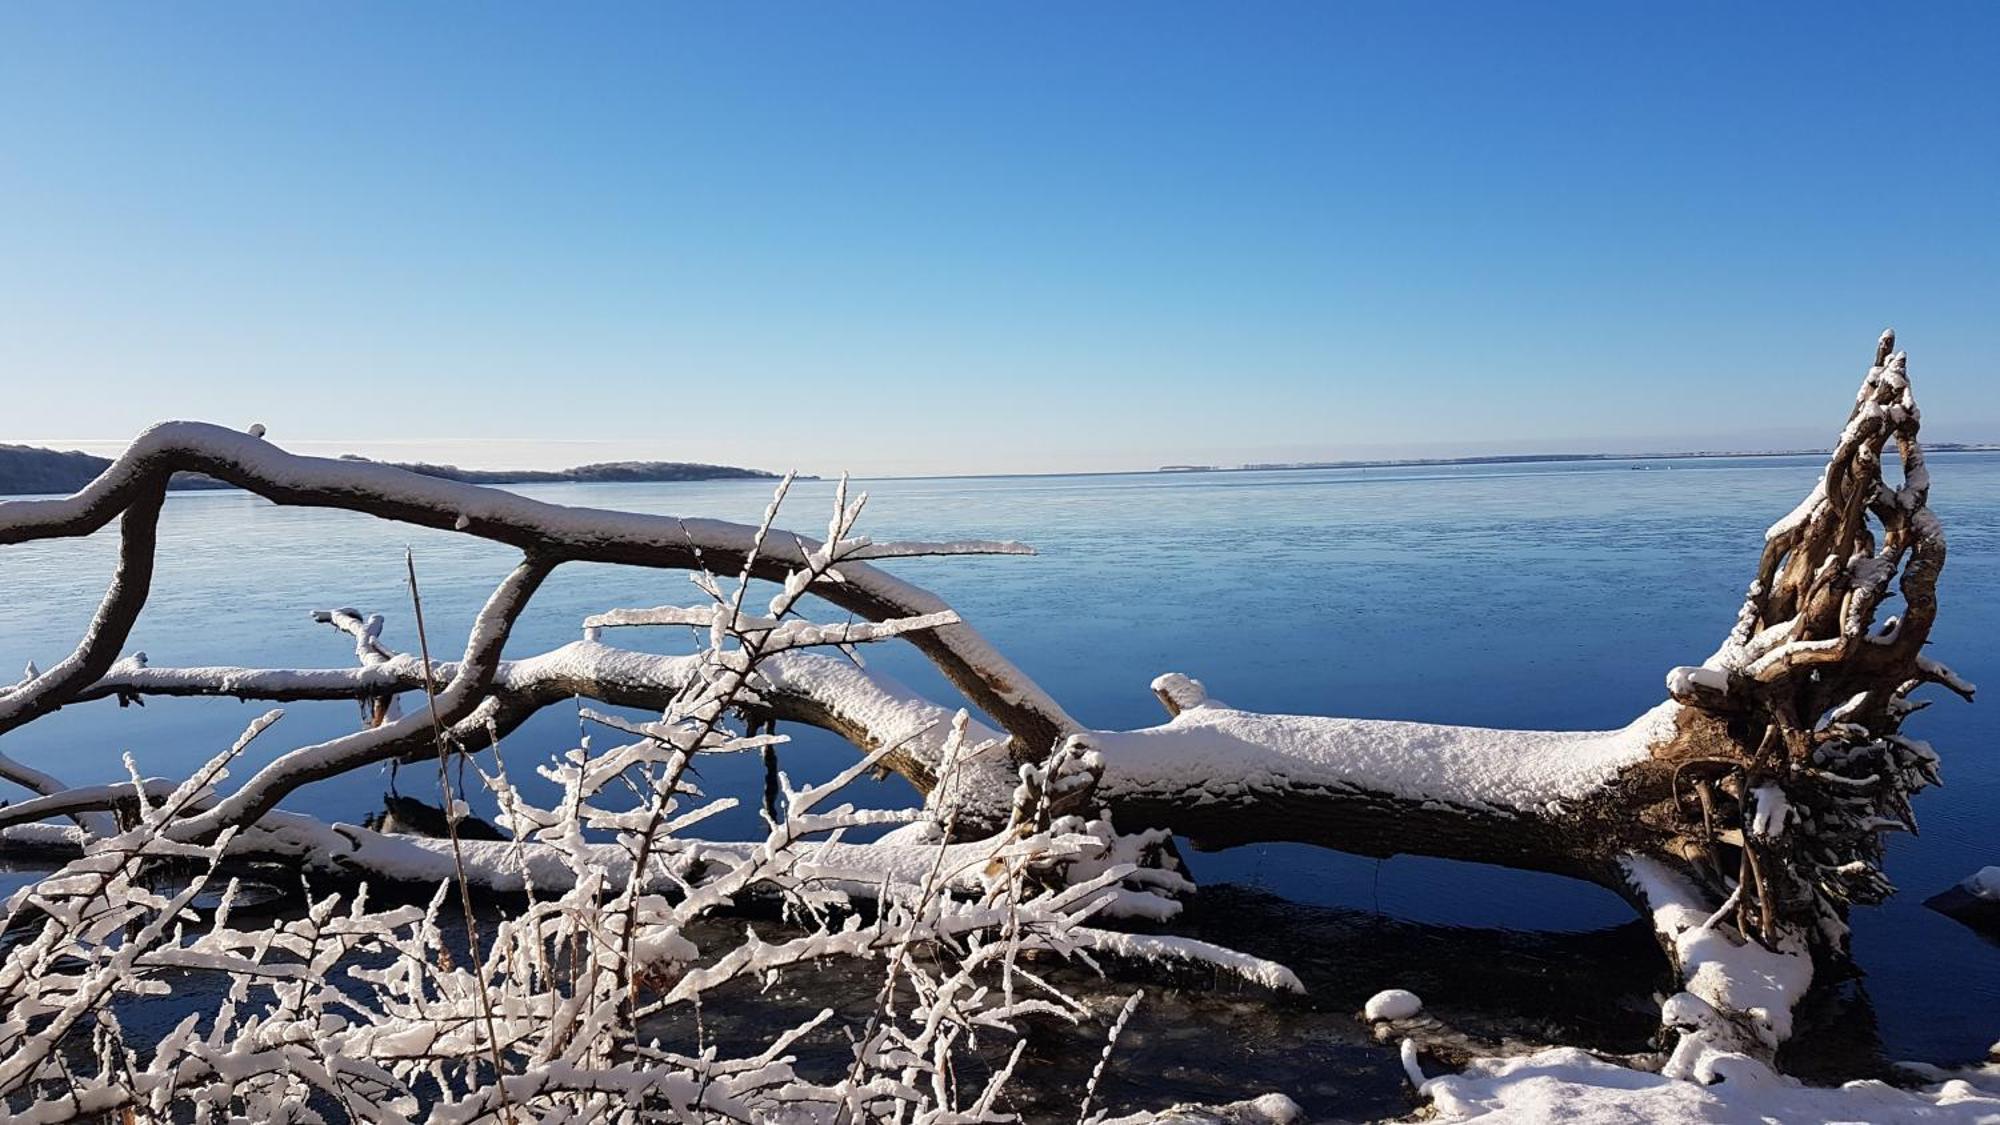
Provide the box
[2,453,1994,1066]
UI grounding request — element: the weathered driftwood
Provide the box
[0,424,1076,773]
[0,333,1971,1067]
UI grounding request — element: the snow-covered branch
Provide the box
[0,422,1078,759]
[0,482,168,835]
[181,557,553,840]
[0,482,1238,1124]
[0,332,1974,1120]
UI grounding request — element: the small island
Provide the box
[0,442,789,497]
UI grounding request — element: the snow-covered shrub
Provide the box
[0,478,1277,1123]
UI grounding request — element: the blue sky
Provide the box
[2,4,1995,476]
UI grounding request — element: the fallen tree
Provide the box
[0,332,1978,1105]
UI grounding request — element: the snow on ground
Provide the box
[1108,1093,1304,1124]
[1403,859,2000,1120]
[1092,686,1681,814]
[1374,988,2000,1123]
[1421,1048,2000,1123]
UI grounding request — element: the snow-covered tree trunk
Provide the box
[0,332,1969,1075]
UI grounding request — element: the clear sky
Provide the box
[2,4,1995,477]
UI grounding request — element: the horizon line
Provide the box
[7,434,1999,486]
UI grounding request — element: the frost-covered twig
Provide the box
[0,480,1254,1124]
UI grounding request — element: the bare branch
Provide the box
[0,422,1077,757]
[172,556,554,840]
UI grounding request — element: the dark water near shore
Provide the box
[3,454,1997,1110]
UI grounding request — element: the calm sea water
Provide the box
[2,453,1995,1092]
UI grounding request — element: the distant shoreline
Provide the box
[1155,443,2000,475]
[5,440,1994,498]
[0,443,792,498]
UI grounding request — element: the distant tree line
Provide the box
[0,442,784,496]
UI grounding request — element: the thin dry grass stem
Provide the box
[406,549,515,1125]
